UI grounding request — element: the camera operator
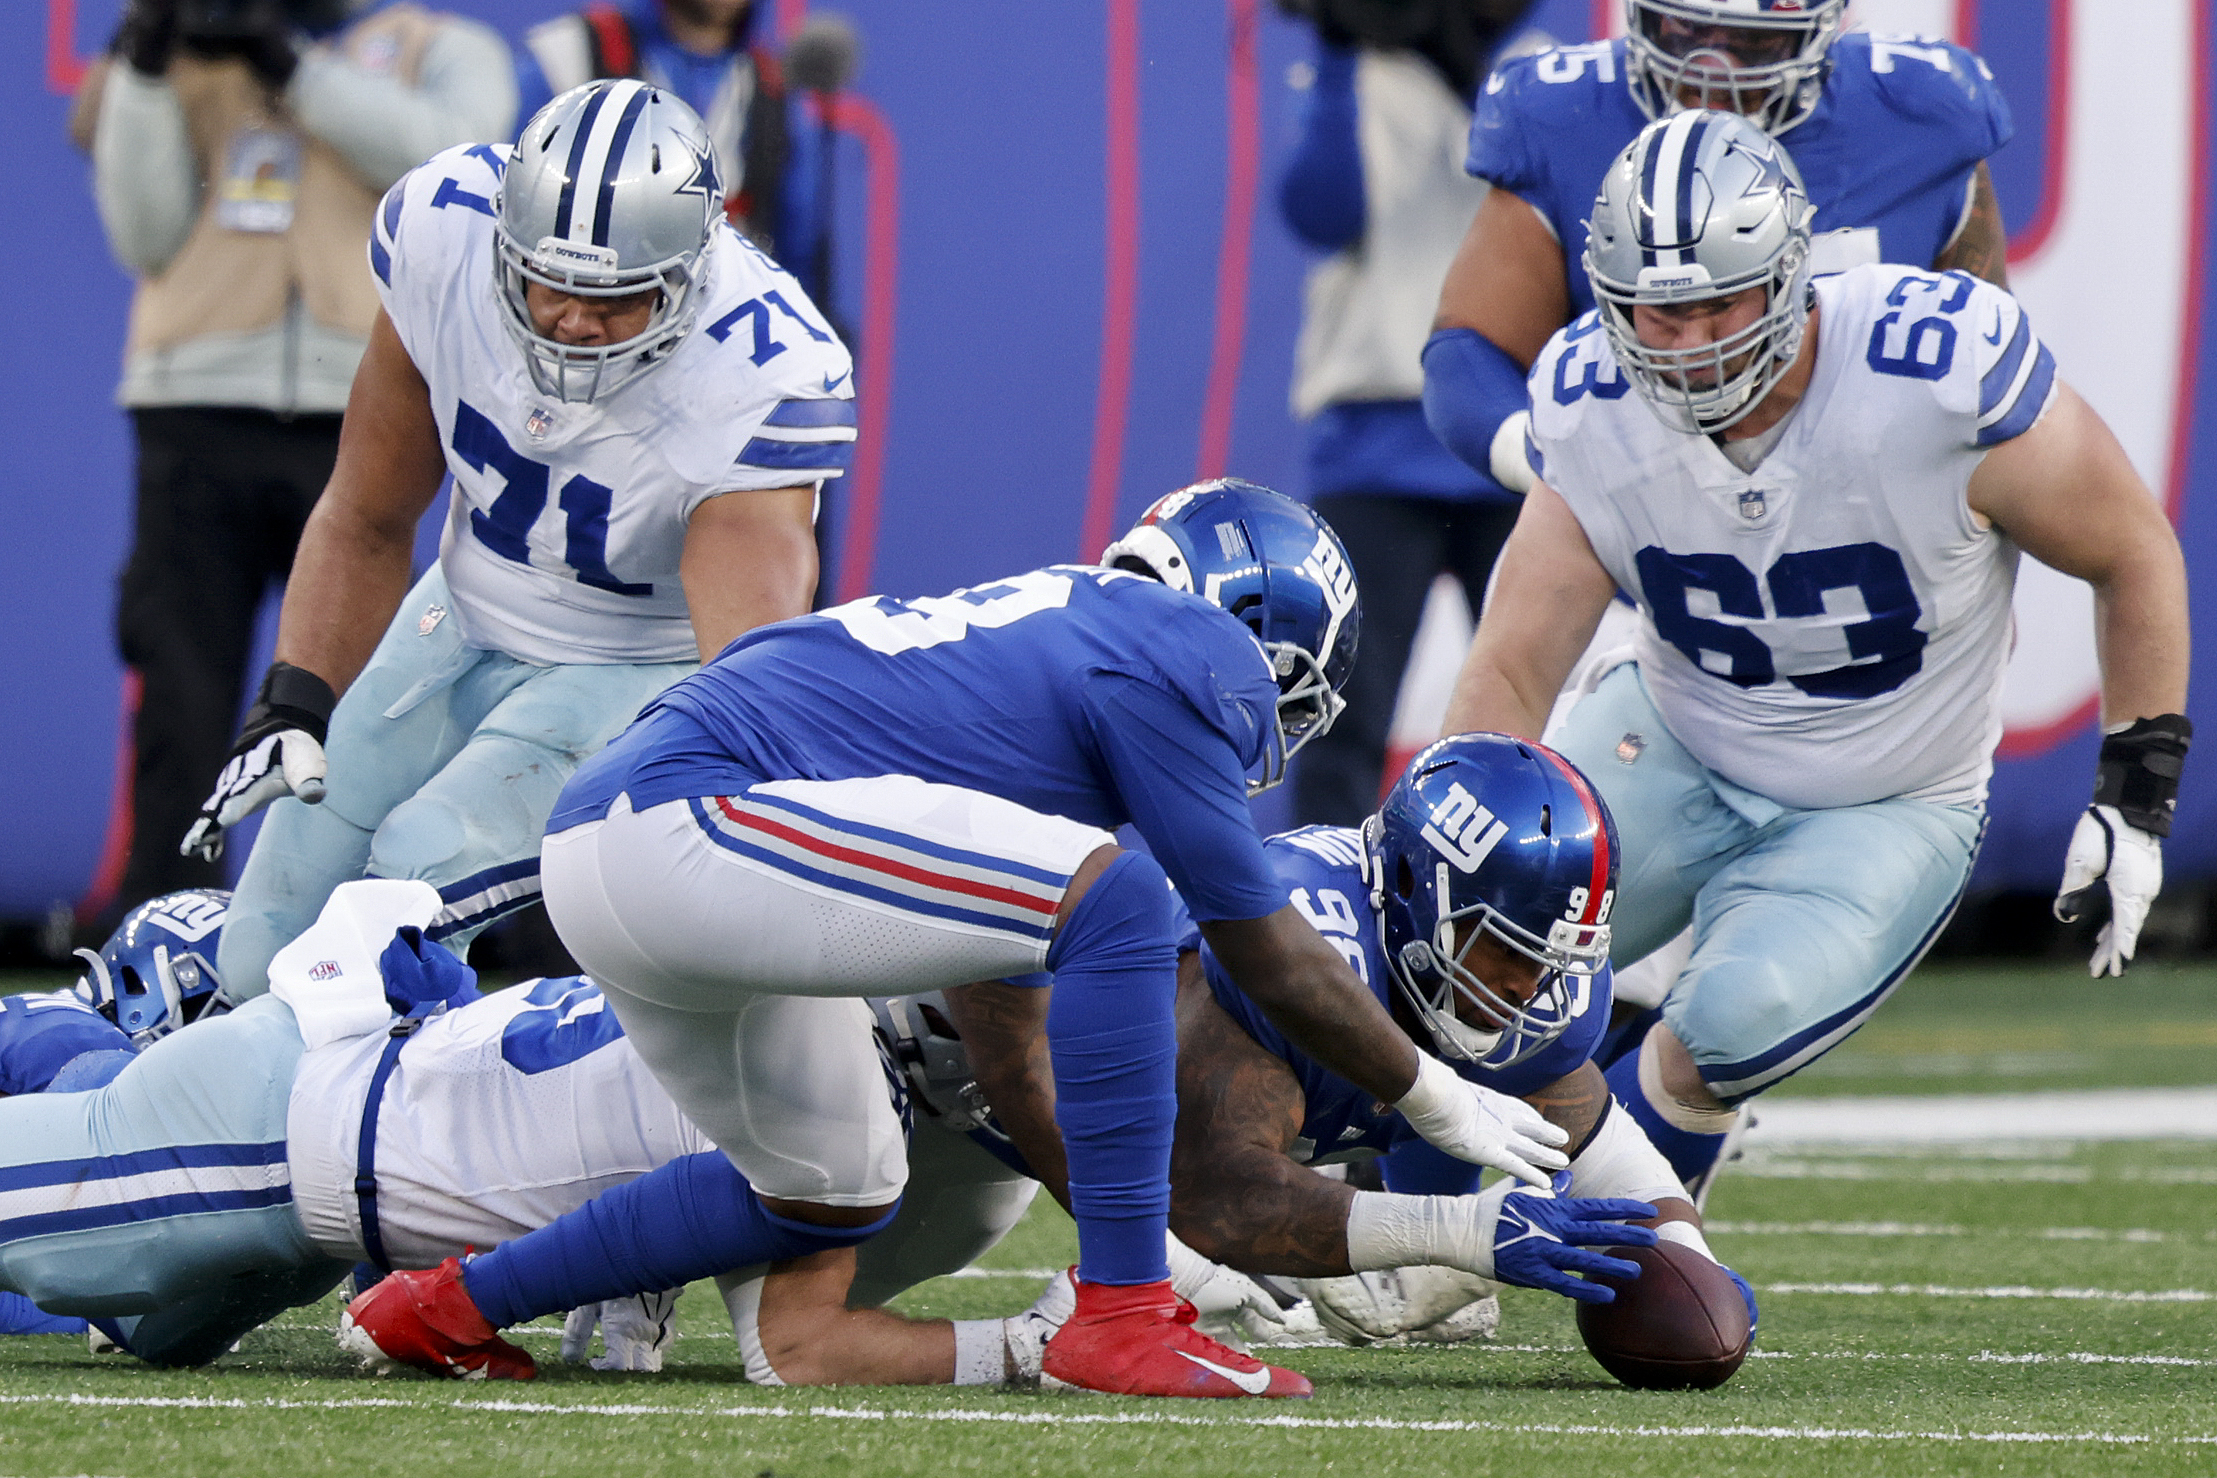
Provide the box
[70,0,514,922]
[1276,0,1534,825]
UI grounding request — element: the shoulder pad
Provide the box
[1836,32,2012,150]
[370,143,509,293]
[1528,311,1631,443]
[1470,40,1626,191]
[1840,265,2055,447]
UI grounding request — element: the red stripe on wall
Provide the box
[2004,0,2072,266]
[47,0,89,93]
[826,91,903,603]
[1195,0,1260,481]
[1994,0,2203,760]
[1076,0,1144,561]
[76,669,141,925]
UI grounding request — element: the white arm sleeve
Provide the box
[288,17,519,191]
[91,67,200,278]
[1567,1098,1689,1209]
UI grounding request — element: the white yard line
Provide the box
[1706,1220,2203,1242]
[1745,1088,2217,1145]
[0,1392,2205,1446]
[1762,1282,2209,1302]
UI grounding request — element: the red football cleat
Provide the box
[337,1257,537,1381]
[1041,1272,1312,1399]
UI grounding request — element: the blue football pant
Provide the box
[0,998,348,1365]
[220,568,692,998]
[1551,665,1984,1103]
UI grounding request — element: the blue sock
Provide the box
[461,1151,899,1328]
[1595,1004,1662,1073]
[1604,1036,1731,1190]
[1045,850,1178,1286]
[1379,1135,1483,1197]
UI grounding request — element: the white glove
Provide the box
[1296,1265,1503,1346]
[1393,1052,1568,1189]
[2053,804,2165,977]
[181,728,328,861]
[559,1290,680,1372]
[1166,1233,1287,1351]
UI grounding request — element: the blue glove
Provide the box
[1489,1171,1657,1304]
[379,927,482,1014]
[1724,1264,1758,1338]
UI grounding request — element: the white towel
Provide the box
[267,879,441,1050]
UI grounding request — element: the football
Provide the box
[1573,1241,1752,1390]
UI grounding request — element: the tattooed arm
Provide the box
[1168,956,1358,1277]
[940,981,1069,1206]
[1933,161,2010,287]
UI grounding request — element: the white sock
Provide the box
[952,1319,1005,1385]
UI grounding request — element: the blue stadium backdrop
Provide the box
[2,0,2209,920]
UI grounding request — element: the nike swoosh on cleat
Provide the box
[822,370,852,393]
[1175,1349,1274,1394]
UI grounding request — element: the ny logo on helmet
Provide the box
[1420,782,1509,873]
[1301,532,1358,621]
[131,893,226,944]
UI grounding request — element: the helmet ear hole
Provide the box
[118,966,149,1000]
[1394,856,1416,900]
[918,1004,960,1040]
[1540,804,1552,837]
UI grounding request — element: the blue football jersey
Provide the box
[553,565,1290,922]
[0,991,135,1097]
[1470,32,2012,315]
[1180,826,1611,1162]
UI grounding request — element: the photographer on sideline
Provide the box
[70,0,514,925]
[1277,0,1533,826]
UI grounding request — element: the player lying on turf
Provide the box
[0,884,1278,1381]
[344,735,1731,1383]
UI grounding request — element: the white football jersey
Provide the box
[1530,264,2058,808]
[369,145,857,666]
[286,978,709,1270]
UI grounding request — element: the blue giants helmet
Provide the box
[1101,479,1361,793]
[74,890,232,1046]
[1368,734,1618,1069]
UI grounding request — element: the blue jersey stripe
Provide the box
[762,398,860,430]
[436,857,542,908]
[737,788,1078,891]
[369,236,392,288]
[1975,343,2056,447]
[0,1186,293,1246]
[0,1140,287,1196]
[736,438,857,473]
[379,177,407,241]
[591,87,653,248]
[1977,311,2033,418]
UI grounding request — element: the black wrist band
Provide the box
[2092,713,2191,837]
[245,661,337,746]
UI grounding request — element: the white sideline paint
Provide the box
[0,1392,2206,1446]
[1743,1088,2217,1145]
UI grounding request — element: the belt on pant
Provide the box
[352,1015,425,1273]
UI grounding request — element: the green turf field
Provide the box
[0,962,2210,1478]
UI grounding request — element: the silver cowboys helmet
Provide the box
[1585,110,1815,435]
[1624,0,1849,137]
[496,80,722,403]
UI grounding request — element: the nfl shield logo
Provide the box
[1738,489,1769,520]
[418,604,447,637]
[525,407,553,441]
